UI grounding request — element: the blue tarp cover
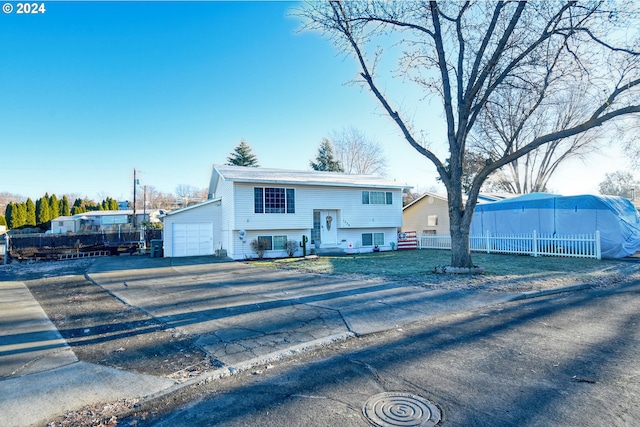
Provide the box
[471,193,640,258]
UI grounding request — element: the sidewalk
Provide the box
[0,256,589,426]
[0,280,174,427]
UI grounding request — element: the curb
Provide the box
[135,332,356,403]
[508,283,594,302]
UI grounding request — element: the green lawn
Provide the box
[251,249,633,289]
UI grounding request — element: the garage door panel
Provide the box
[172,223,213,257]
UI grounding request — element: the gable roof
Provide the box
[402,191,448,211]
[209,164,411,197]
[161,198,221,218]
[402,191,521,211]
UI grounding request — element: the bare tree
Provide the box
[471,84,604,194]
[300,1,640,268]
[598,171,639,199]
[175,184,207,208]
[620,119,640,166]
[143,186,178,210]
[0,192,25,219]
[330,127,387,175]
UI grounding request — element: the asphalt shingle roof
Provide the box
[212,164,411,190]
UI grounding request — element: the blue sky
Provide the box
[0,1,621,202]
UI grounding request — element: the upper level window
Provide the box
[362,191,393,205]
[254,187,295,213]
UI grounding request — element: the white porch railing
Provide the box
[418,231,601,259]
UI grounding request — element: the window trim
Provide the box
[362,232,385,247]
[362,191,393,205]
[254,187,295,214]
[257,235,288,251]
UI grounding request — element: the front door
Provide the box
[320,210,338,246]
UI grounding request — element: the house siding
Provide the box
[233,228,309,259]
[222,183,403,259]
[216,180,235,256]
[333,227,398,249]
[402,194,450,235]
[233,183,402,230]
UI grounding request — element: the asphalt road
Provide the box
[118,279,640,427]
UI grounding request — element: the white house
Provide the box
[50,210,163,234]
[161,164,411,259]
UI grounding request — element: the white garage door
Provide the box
[172,223,214,257]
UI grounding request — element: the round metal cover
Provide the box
[362,392,441,427]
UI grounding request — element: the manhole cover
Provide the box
[362,392,441,427]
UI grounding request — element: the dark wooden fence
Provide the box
[5,229,162,260]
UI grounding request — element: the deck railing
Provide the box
[418,231,601,259]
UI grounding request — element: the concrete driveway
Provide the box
[87,256,517,368]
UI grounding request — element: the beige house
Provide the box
[402,192,515,235]
[402,192,450,235]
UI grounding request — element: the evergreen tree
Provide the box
[310,138,343,172]
[15,203,27,228]
[36,197,51,225]
[109,198,119,210]
[5,203,13,229]
[49,194,60,219]
[71,198,84,215]
[0,215,6,227]
[226,141,259,167]
[7,202,26,229]
[25,198,36,226]
[61,195,71,216]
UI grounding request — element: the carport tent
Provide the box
[471,193,640,258]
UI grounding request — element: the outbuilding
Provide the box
[470,193,640,258]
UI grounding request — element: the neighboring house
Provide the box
[49,210,162,234]
[161,164,411,259]
[402,192,450,235]
[402,192,517,235]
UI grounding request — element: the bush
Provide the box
[250,238,269,259]
[284,240,298,257]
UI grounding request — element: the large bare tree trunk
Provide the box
[449,209,472,268]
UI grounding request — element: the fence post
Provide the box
[485,231,490,254]
[532,230,538,257]
[3,233,8,265]
[595,230,601,260]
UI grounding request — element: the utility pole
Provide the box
[133,169,138,228]
[143,185,147,220]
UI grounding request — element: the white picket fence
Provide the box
[418,230,601,259]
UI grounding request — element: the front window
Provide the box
[254,187,295,213]
[257,235,288,251]
[362,232,385,246]
[265,188,285,213]
[362,191,393,205]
